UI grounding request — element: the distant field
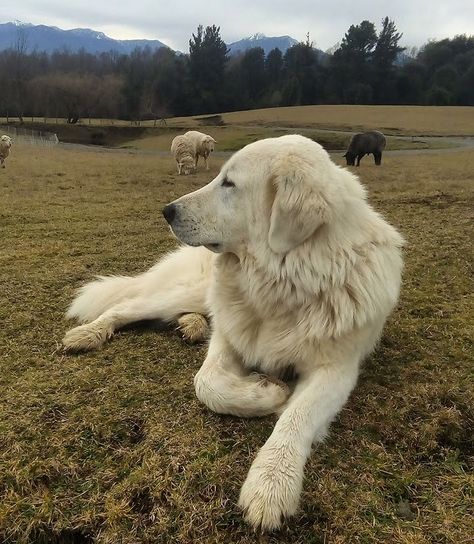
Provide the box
[0,142,472,544]
[2,105,474,142]
[170,105,474,136]
[1,121,444,153]
[120,126,440,153]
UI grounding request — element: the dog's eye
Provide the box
[221,178,235,188]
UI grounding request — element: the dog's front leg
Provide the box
[239,358,360,531]
[194,328,290,417]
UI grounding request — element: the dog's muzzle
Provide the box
[162,203,176,224]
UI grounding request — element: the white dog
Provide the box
[0,135,13,168]
[64,135,404,531]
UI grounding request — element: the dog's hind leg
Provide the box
[177,313,209,343]
[63,284,208,352]
[194,328,290,417]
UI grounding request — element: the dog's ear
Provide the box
[268,157,330,254]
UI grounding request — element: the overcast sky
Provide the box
[3,0,474,51]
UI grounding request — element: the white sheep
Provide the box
[183,130,217,170]
[0,135,13,169]
[171,135,196,175]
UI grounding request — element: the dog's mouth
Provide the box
[165,218,223,253]
[204,243,222,253]
[169,230,222,253]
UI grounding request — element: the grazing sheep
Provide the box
[184,130,217,170]
[344,131,386,166]
[171,135,196,175]
[0,135,13,169]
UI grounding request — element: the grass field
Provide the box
[0,139,473,543]
[1,121,448,153]
[3,105,474,136]
[120,126,445,153]
[217,105,474,136]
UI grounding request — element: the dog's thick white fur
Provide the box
[64,135,403,531]
[0,135,12,168]
[184,130,216,170]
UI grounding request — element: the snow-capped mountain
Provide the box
[0,22,304,57]
[0,21,168,54]
[228,33,299,55]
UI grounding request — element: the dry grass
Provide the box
[3,105,474,137]
[221,105,474,136]
[121,126,442,153]
[1,121,443,153]
[0,142,473,544]
[167,105,474,136]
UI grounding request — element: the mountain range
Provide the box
[0,22,300,56]
[0,21,168,55]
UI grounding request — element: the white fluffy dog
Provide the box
[64,135,403,531]
[0,135,13,168]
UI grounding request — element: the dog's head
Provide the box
[163,135,361,255]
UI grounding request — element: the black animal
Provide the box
[344,131,386,166]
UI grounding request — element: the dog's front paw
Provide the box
[238,451,302,531]
[63,322,112,352]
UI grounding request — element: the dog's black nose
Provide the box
[162,203,176,224]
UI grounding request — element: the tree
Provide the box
[329,20,377,102]
[0,23,472,119]
[151,49,190,116]
[372,17,405,102]
[240,47,266,106]
[265,48,283,86]
[282,41,321,105]
[395,61,425,104]
[340,20,378,58]
[261,48,284,107]
[188,25,229,113]
[456,64,474,105]
[416,35,474,105]
[10,27,29,122]
[426,85,452,105]
[120,47,154,121]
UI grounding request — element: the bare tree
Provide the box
[11,27,29,123]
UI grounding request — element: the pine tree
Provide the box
[372,17,405,102]
[188,25,229,113]
[330,21,377,103]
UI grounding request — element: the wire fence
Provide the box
[0,125,59,146]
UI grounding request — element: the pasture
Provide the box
[0,125,473,543]
[3,105,474,136]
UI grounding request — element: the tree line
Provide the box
[0,18,473,123]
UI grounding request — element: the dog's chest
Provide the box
[211,259,309,373]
